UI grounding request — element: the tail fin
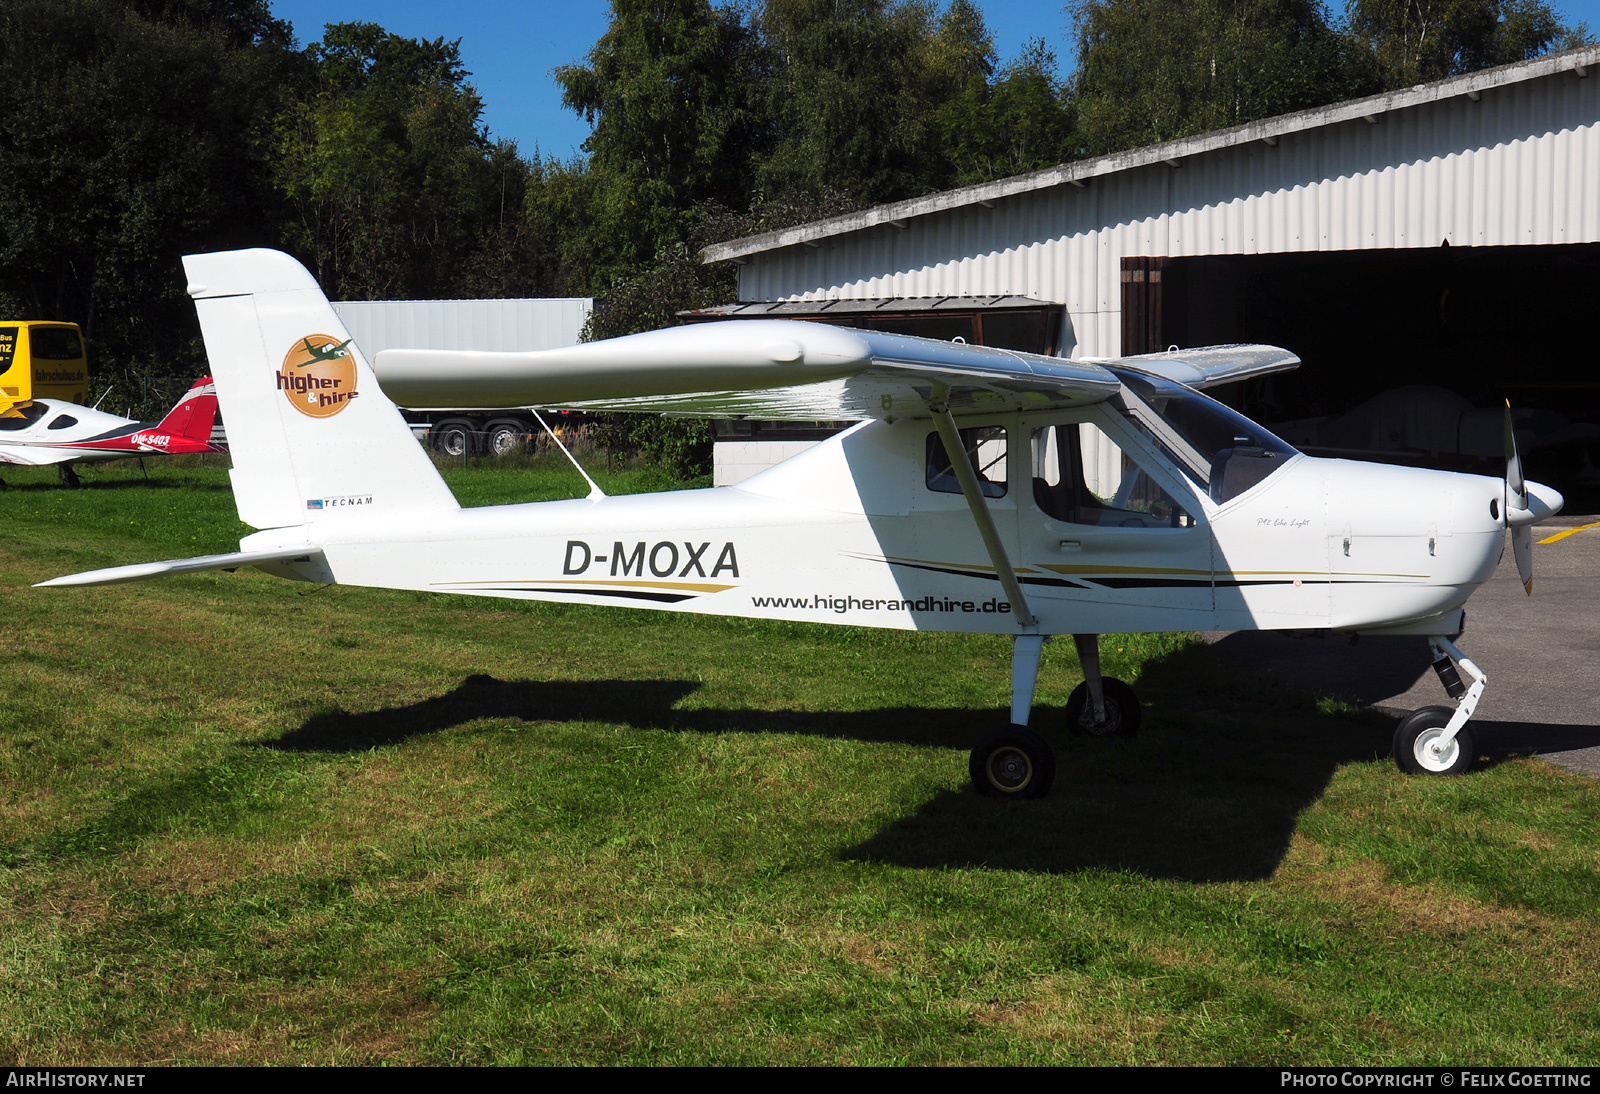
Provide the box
[153,376,219,442]
[181,249,459,531]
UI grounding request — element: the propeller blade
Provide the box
[1513,524,1534,595]
[1504,401,1535,595]
[1504,400,1529,513]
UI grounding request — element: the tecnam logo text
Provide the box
[564,540,739,579]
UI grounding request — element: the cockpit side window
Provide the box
[926,427,1007,498]
[1031,423,1195,528]
[0,401,48,431]
[1110,369,1297,505]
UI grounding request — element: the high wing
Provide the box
[374,320,1123,420]
[1103,344,1301,390]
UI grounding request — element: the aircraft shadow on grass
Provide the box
[255,639,1600,883]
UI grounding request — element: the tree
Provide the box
[553,0,772,275]
[939,38,1078,185]
[1072,0,1376,155]
[273,23,510,301]
[757,0,996,205]
[0,0,300,384]
[1345,0,1587,88]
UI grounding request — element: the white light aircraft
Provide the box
[0,377,223,482]
[39,250,1564,796]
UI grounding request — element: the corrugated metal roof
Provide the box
[702,45,1600,263]
[712,46,1600,359]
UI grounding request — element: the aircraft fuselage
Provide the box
[245,407,1505,638]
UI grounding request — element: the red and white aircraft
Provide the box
[0,377,224,479]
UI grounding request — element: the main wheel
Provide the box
[969,725,1056,799]
[1393,705,1476,775]
[485,421,528,458]
[1065,677,1141,737]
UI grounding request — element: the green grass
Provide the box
[2,458,1599,1064]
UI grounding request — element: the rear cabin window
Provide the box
[29,327,82,360]
[47,414,78,430]
[926,427,1007,498]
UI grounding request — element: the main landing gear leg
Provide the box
[1393,636,1485,775]
[1064,634,1142,737]
[58,463,80,489]
[969,634,1056,799]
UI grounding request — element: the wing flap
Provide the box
[36,547,324,588]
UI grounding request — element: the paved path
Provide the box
[1205,515,1600,777]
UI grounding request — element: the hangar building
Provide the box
[697,47,1600,493]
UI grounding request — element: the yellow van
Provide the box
[0,322,89,405]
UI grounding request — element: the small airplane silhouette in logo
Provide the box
[296,337,352,366]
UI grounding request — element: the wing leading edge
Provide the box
[374,320,1123,421]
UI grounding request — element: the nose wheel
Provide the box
[1394,706,1477,775]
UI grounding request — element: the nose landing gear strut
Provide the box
[1393,636,1485,776]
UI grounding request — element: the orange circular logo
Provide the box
[278,334,358,418]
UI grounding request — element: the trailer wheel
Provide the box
[431,419,476,458]
[485,420,529,458]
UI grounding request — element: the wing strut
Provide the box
[927,384,1037,629]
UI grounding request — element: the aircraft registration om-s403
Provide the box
[39,249,1563,797]
[0,376,224,480]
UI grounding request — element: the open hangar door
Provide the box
[1122,244,1600,506]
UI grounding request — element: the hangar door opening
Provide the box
[1122,245,1600,505]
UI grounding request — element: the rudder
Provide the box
[182,249,459,531]
[153,376,219,442]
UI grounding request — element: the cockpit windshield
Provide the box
[1109,368,1298,505]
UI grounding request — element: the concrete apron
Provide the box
[1204,513,1600,778]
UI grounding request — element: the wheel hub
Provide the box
[987,746,1033,792]
[1414,727,1458,773]
[1077,701,1120,736]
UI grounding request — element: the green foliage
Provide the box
[274,23,512,301]
[939,38,1079,185]
[0,0,298,379]
[1346,0,1585,87]
[1072,0,1378,155]
[555,0,772,262]
[756,0,1001,205]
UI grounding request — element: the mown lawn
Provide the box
[1,457,1598,1065]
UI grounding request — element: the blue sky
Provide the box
[269,0,1600,161]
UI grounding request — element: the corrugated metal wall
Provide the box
[737,67,1600,358]
[330,298,592,357]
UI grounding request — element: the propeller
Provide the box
[1502,401,1566,595]
[1504,401,1534,595]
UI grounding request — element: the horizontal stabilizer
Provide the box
[1107,344,1300,389]
[36,547,324,588]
